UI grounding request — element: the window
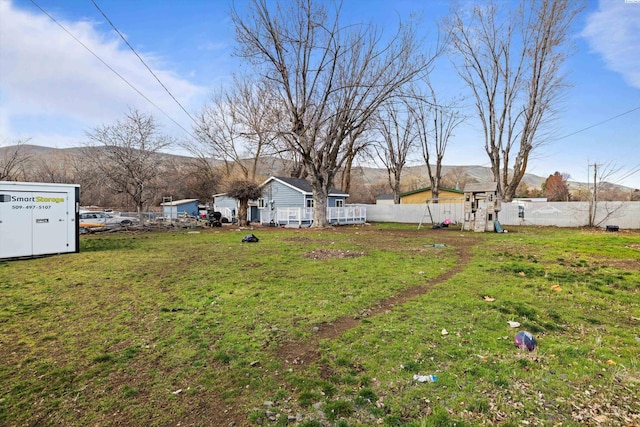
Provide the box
[335,200,344,207]
[306,199,314,208]
[258,198,265,208]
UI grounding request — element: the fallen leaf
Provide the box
[441,328,449,335]
[551,284,562,292]
[593,414,608,423]
[483,296,496,302]
[606,359,616,365]
[518,271,526,276]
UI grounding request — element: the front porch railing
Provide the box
[268,206,367,225]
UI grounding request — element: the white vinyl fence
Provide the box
[362,201,640,229]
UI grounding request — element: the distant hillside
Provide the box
[1,144,632,195]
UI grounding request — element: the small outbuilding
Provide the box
[400,187,465,204]
[160,198,199,219]
[462,182,501,232]
[211,194,240,222]
[376,194,395,205]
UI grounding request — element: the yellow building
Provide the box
[399,187,464,204]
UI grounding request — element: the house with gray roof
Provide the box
[258,176,364,226]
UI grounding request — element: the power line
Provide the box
[613,162,640,185]
[90,0,200,128]
[556,106,640,141]
[29,0,198,141]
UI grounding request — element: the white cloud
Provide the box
[582,0,640,89]
[0,0,207,145]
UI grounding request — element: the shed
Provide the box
[400,187,465,204]
[462,182,501,232]
[160,198,199,219]
[211,193,239,222]
[376,194,395,205]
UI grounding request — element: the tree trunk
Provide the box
[392,172,401,204]
[341,154,354,196]
[311,185,329,227]
[238,198,249,227]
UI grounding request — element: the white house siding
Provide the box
[362,201,640,229]
[213,195,238,210]
[212,195,238,220]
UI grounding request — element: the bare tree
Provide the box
[29,151,76,183]
[410,83,464,203]
[339,130,369,196]
[440,166,477,190]
[372,100,418,204]
[232,0,431,227]
[0,138,32,181]
[192,76,279,183]
[587,161,624,227]
[85,109,170,219]
[177,157,225,202]
[446,0,582,201]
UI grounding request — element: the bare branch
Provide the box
[446,0,582,201]
[84,109,170,219]
[232,0,436,226]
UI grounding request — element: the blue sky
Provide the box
[1,0,639,189]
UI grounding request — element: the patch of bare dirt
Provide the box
[301,249,367,260]
[596,258,640,271]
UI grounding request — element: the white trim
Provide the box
[160,198,198,206]
[259,176,349,197]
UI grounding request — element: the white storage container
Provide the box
[0,181,80,259]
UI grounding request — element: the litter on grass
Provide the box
[514,331,537,351]
[413,374,437,383]
[242,234,259,243]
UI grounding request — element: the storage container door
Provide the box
[0,191,34,258]
[32,191,72,256]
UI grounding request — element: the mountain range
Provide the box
[1,144,633,195]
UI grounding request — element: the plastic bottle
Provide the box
[413,374,437,383]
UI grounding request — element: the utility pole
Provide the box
[593,163,598,205]
[588,163,601,227]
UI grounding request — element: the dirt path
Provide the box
[196,230,476,427]
[277,239,475,367]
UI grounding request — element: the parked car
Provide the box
[79,211,139,226]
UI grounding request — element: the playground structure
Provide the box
[462,182,501,232]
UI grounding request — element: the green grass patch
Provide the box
[0,225,638,426]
